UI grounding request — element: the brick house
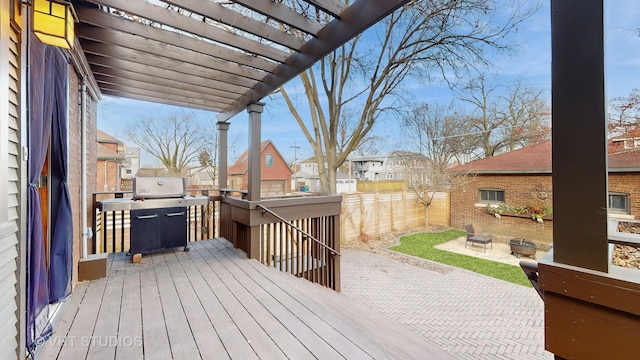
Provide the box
[96,130,125,192]
[228,140,293,197]
[448,140,640,246]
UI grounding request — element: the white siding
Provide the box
[0,2,21,356]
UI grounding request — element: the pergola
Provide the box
[73,0,404,118]
[71,0,408,199]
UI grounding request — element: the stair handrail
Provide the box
[256,204,341,256]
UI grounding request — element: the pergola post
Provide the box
[538,3,640,358]
[247,102,264,201]
[551,0,608,271]
[217,121,229,189]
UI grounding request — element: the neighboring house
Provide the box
[96,130,125,192]
[228,140,293,197]
[188,165,218,188]
[301,172,356,193]
[350,151,429,186]
[121,147,141,180]
[300,156,319,174]
[448,140,640,244]
[294,155,353,192]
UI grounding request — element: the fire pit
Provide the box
[509,238,537,259]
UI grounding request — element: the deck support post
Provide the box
[247,102,264,202]
[217,121,229,189]
[539,2,640,359]
[551,0,608,271]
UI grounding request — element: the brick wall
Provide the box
[450,174,554,247]
[608,173,640,216]
[67,67,99,289]
[96,159,120,192]
[450,172,640,248]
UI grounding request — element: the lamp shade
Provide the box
[33,0,76,49]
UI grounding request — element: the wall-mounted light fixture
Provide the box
[32,0,77,49]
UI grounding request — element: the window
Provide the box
[386,173,393,179]
[479,189,505,203]
[265,153,274,167]
[608,193,630,214]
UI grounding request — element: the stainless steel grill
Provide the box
[100,177,208,212]
[99,177,209,258]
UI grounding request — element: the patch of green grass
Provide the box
[389,230,532,287]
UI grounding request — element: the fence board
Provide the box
[341,190,449,243]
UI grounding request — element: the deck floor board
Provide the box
[179,249,258,360]
[189,242,287,359]
[164,249,228,359]
[56,277,107,360]
[139,250,172,359]
[85,255,126,360]
[38,238,454,359]
[213,243,357,359]
[197,241,316,360]
[153,251,201,360]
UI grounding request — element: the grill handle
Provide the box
[135,214,158,220]
[165,212,185,217]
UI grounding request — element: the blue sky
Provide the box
[98,1,640,166]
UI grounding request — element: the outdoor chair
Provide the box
[464,224,493,252]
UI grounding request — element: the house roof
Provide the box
[228,140,292,175]
[301,156,317,164]
[71,1,409,121]
[609,128,640,142]
[97,129,122,144]
[449,140,640,174]
[97,143,125,160]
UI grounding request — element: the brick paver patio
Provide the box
[341,249,553,359]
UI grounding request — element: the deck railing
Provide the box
[219,194,342,291]
[257,204,340,289]
[92,189,342,291]
[91,189,219,254]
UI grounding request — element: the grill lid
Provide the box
[133,177,186,199]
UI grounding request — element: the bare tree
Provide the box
[278,0,538,193]
[400,102,477,207]
[609,88,640,135]
[336,107,385,156]
[457,75,504,157]
[458,75,550,157]
[496,80,551,151]
[126,111,216,176]
[402,103,470,174]
[198,148,218,186]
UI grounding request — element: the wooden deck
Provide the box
[38,238,452,359]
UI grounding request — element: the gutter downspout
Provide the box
[81,81,90,259]
[103,160,110,192]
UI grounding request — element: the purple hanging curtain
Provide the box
[49,47,73,302]
[26,33,53,352]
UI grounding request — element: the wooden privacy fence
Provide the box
[341,190,449,242]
